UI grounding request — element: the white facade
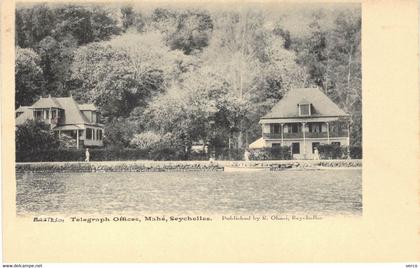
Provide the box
[260,120,350,159]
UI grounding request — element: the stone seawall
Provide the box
[15,161,224,173]
[221,159,362,170]
[16,159,361,173]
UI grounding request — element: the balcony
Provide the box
[262,130,348,140]
[263,132,304,139]
[329,130,349,138]
[304,132,327,138]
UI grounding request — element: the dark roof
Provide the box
[262,88,349,118]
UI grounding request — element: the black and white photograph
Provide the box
[14,1,362,218]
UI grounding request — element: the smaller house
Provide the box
[250,87,351,159]
[15,95,104,148]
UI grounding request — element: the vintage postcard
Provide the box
[1,0,419,263]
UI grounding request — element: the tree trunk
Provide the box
[228,134,232,160]
[245,131,249,148]
[324,50,330,93]
[346,45,354,107]
[237,126,243,149]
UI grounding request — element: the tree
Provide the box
[130,131,162,150]
[289,8,361,146]
[71,43,148,118]
[120,6,135,30]
[16,120,59,152]
[103,118,139,148]
[15,47,45,108]
[15,4,56,48]
[90,7,121,41]
[200,9,306,147]
[15,4,362,151]
[53,5,94,45]
[150,8,213,54]
[142,72,221,152]
[71,32,191,120]
[36,34,78,96]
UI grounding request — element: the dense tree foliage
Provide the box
[15,3,362,154]
[16,120,60,151]
[15,4,122,105]
[15,47,45,107]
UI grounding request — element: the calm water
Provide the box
[16,170,362,216]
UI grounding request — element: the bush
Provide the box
[16,120,60,152]
[317,145,363,159]
[349,146,363,159]
[58,133,77,148]
[318,144,344,159]
[249,147,291,160]
[213,148,245,160]
[16,148,150,162]
[149,145,186,161]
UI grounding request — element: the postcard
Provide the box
[1,0,419,263]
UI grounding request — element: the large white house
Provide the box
[15,95,104,148]
[250,87,350,159]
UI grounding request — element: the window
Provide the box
[291,124,300,133]
[86,128,93,140]
[299,104,311,116]
[98,129,103,140]
[52,110,57,119]
[309,123,321,133]
[270,124,281,134]
[45,110,49,119]
[312,142,320,153]
[34,110,42,120]
[292,143,300,154]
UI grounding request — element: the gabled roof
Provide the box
[262,88,349,119]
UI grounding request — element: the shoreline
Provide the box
[15,159,362,173]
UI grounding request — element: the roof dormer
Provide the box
[298,98,311,116]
